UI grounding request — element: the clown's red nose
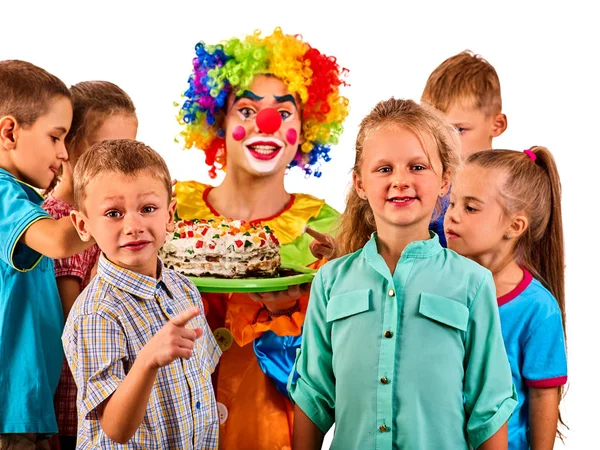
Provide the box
[256,108,282,134]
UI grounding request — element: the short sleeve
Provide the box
[463,272,518,448]
[0,177,50,270]
[43,197,87,282]
[523,305,567,387]
[288,270,335,433]
[54,255,87,281]
[63,311,128,419]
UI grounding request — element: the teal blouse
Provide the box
[289,233,517,449]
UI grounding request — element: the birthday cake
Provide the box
[160,218,281,278]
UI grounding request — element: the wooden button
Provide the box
[213,327,233,351]
[379,425,388,432]
[380,377,388,384]
[384,331,393,338]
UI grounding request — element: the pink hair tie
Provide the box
[524,149,537,161]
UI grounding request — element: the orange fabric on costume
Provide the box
[174,181,338,450]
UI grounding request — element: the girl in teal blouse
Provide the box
[289,98,517,450]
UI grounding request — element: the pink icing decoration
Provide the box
[286,128,298,146]
[232,126,246,141]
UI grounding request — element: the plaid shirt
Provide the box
[63,254,221,449]
[43,195,101,437]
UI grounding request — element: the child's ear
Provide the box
[166,199,177,233]
[0,116,17,150]
[440,171,451,196]
[70,210,93,242]
[491,113,508,138]
[352,172,367,201]
[507,213,528,239]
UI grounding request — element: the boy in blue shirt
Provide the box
[0,60,93,449]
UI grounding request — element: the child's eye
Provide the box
[105,210,122,219]
[51,136,60,142]
[238,107,255,120]
[465,206,477,213]
[411,165,426,171]
[142,206,157,214]
[456,127,468,134]
[448,202,455,208]
[377,166,392,173]
[279,110,291,121]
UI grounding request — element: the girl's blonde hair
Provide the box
[337,98,461,256]
[466,146,566,437]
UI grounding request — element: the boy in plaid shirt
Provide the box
[62,139,221,449]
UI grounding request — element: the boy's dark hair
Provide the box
[0,60,71,127]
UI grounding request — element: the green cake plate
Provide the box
[188,264,316,293]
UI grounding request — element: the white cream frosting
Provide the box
[160,218,281,278]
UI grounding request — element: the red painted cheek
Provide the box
[232,126,246,141]
[286,128,298,146]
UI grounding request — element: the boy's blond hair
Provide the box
[421,50,502,116]
[0,60,71,127]
[73,139,171,211]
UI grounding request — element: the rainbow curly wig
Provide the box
[178,28,350,178]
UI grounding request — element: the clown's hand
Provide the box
[248,284,310,315]
[305,227,337,260]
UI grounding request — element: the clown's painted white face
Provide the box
[224,75,303,177]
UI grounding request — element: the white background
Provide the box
[3,1,597,448]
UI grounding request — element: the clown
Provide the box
[173,28,349,449]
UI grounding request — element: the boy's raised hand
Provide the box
[305,227,337,260]
[141,306,203,370]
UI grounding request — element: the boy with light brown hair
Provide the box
[421,50,508,156]
[63,139,220,448]
[419,50,508,247]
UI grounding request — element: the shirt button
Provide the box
[379,425,388,432]
[388,289,395,297]
[166,307,173,314]
[196,401,200,410]
[380,377,388,384]
[217,402,229,424]
[384,331,393,338]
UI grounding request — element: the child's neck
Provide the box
[208,170,290,221]
[106,253,159,279]
[472,251,523,298]
[376,224,431,275]
[52,173,75,206]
